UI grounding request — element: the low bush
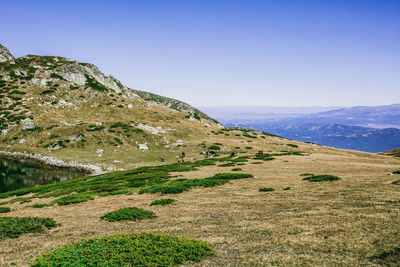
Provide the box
[32,233,214,266]
[283,187,291,190]
[303,175,340,182]
[150,198,176,206]
[393,170,400,174]
[232,168,242,171]
[208,145,220,150]
[392,180,400,185]
[259,187,274,192]
[100,207,156,222]
[0,217,57,240]
[300,173,314,177]
[0,207,11,213]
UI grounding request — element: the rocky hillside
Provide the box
[0,44,227,170]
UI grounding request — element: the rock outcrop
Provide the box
[0,44,15,62]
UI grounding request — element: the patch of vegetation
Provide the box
[28,203,53,208]
[32,233,214,266]
[219,163,235,167]
[300,173,314,177]
[243,133,257,139]
[85,74,109,92]
[232,168,242,171]
[100,207,156,222]
[303,175,341,182]
[371,246,400,266]
[283,187,291,190]
[392,180,400,185]
[393,170,400,174]
[0,217,57,240]
[86,124,105,132]
[286,144,299,148]
[259,187,274,192]
[150,198,176,206]
[50,72,65,80]
[208,145,220,150]
[0,207,11,213]
[40,89,56,95]
[251,162,263,164]
[139,173,254,195]
[52,193,94,206]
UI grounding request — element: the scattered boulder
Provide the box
[21,119,35,130]
[138,143,149,151]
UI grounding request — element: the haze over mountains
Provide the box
[200,104,400,153]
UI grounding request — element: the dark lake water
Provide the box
[0,156,88,193]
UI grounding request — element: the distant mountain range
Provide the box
[201,104,400,153]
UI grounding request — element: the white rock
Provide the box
[127,104,134,109]
[136,124,166,135]
[21,119,35,130]
[18,139,26,144]
[95,122,103,126]
[173,140,184,146]
[138,143,149,151]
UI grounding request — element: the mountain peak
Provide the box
[0,44,15,62]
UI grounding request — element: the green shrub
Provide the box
[32,233,214,266]
[283,187,291,190]
[393,170,400,174]
[52,193,94,206]
[40,89,56,95]
[231,168,242,171]
[392,180,400,185]
[101,207,156,222]
[0,217,57,240]
[208,145,220,150]
[219,163,235,167]
[0,207,11,213]
[300,173,314,176]
[303,175,340,182]
[259,187,274,192]
[251,162,263,164]
[150,198,176,206]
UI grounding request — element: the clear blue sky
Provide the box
[1,0,399,107]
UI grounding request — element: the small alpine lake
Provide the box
[0,155,87,193]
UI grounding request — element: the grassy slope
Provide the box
[1,136,400,266]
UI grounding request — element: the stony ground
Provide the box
[1,137,399,266]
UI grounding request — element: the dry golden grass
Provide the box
[1,138,400,266]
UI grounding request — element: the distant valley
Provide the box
[201,104,400,153]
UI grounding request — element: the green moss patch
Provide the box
[0,207,11,213]
[32,233,214,266]
[0,217,57,240]
[101,207,156,222]
[303,175,341,182]
[150,198,176,206]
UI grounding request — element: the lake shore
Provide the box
[0,150,104,175]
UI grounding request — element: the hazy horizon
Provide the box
[1,0,399,107]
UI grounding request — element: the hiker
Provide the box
[181,152,186,159]
[230,152,235,158]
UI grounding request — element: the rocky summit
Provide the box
[0,44,15,62]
